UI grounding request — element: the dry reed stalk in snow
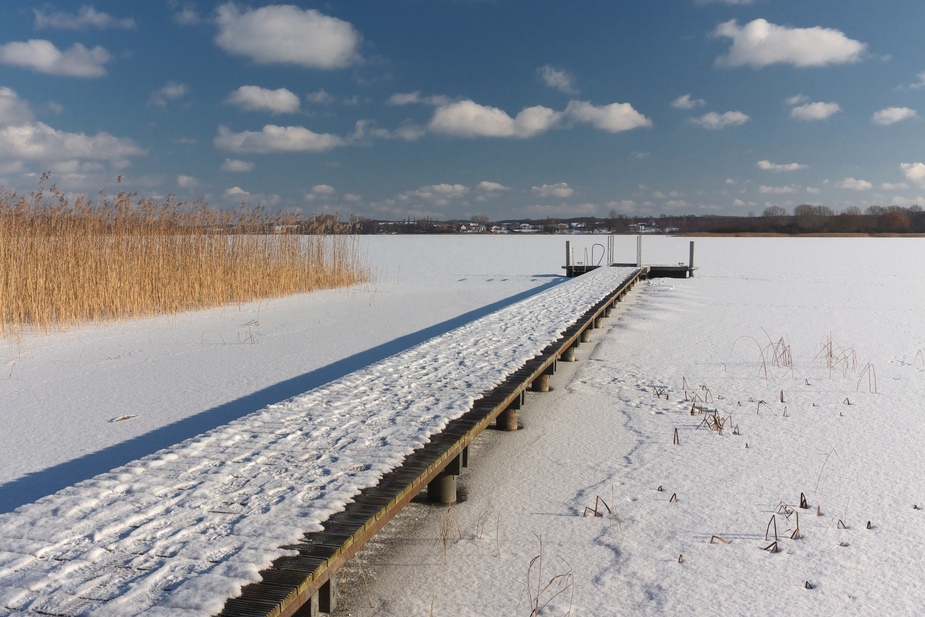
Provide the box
[0,177,370,337]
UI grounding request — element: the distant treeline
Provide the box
[346,204,925,235]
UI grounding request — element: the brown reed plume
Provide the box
[0,176,371,337]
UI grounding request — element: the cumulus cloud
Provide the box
[733,198,746,206]
[350,119,426,143]
[476,181,510,191]
[226,85,301,114]
[0,122,144,161]
[785,94,809,106]
[565,100,652,132]
[671,94,705,109]
[0,39,112,77]
[758,160,806,172]
[429,100,562,138]
[759,185,797,194]
[0,87,34,125]
[34,6,135,30]
[311,184,336,194]
[214,3,361,69]
[537,65,578,94]
[881,182,908,190]
[387,92,451,106]
[714,19,866,68]
[397,183,469,207]
[690,111,749,129]
[909,72,925,90]
[148,82,189,107]
[790,101,841,121]
[221,158,254,172]
[225,186,249,197]
[177,175,198,188]
[343,193,361,202]
[532,183,574,198]
[306,89,335,104]
[872,107,917,125]
[214,125,345,154]
[837,177,872,190]
[901,162,925,186]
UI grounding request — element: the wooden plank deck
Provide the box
[217,268,644,617]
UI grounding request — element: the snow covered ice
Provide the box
[3,235,925,616]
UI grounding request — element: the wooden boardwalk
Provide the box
[218,269,644,617]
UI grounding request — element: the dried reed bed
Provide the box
[0,178,371,337]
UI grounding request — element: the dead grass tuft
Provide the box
[0,176,371,337]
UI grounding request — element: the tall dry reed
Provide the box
[0,176,371,337]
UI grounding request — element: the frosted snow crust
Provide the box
[0,267,634,616]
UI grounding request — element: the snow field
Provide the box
[0,260,637,615]
[329,237,925,616]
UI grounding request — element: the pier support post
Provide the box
[604,303,613,317]
[593,315,603,329]
[428,472,457,504]
[636,235,642,267]
[496,391,522,431]
[319,573,338,614]
[689,241,695,277]
[580,328,591,343]
[304,590,320,616]
[560,344,577,362]
[532,373,550,392]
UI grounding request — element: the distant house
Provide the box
[514,223,537,233]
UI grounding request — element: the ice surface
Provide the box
[0,243,635,615]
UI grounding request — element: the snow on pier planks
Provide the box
[0,267,641,617]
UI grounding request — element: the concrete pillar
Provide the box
[532,373,550,392]
[428,472,457,503]
[304,591,320,616]
[580,328,591,343]
[496,407,517,431]
[593,316,603,329]
[560,345,576,362]
[689,241,695,277]
[319,573,337,614]
[604,304,613,317]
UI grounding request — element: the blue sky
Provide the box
[0,1,923,221]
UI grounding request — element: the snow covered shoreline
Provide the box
[0,257,637,615]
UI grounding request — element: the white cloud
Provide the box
[759,185,798,194]
[806,187,821,194]
[725,178,736,184]
[901,162,925,186]
[221,158,254,172]
[214,125,345,154]
[0,87,34,125]
[872,107,917,125]
[666,200,688,208]
[785,94,809,106]
[226,85,300,114]
[0,122,144,161]
[565,100,652,132]
[387,92,451,106]
[171,2,203,26]
[909,72,925,90]
[343,193,362,202]
[429,100,562,138]
[670,94,705,109]
[476,181,510,191]
[0,40,112,77]
[733,198,746,206]
[177,175,198,188]
[690,111,749,129]
[398,184,469,206]
[790,101,841,121]
[837,177,873,190]
[757,160,806,172]
[225,186,249,197]
[881,182,908,190]
[537,65,578,94]
[33,6,135,30]
[532,183,573,198]
[350,119,426,143]
[215,3,361,69]
[148,82,189,107]
[714,19,866,68]
[311,184,336,194]
[306,89,335,104]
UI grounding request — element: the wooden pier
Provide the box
[218,269,644,617]
[564,236,697,279]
